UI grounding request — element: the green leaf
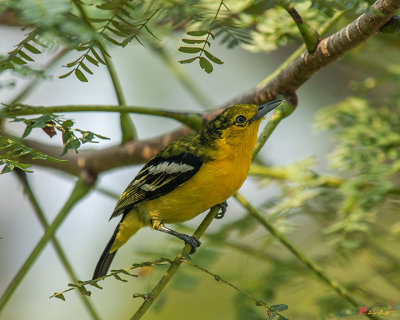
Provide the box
[80,62,93,75]
[32,38,48,48]
[77,285,91,296]
[267,310,277,320]
[1,164,15,174]
[179,57,198,64]
[62,130,73,144]
[66,61,79,68]
[88,280,103,289]
[59,69,74,79]
[113,273,128,282]
[62,138,81,156]
[23,42,41,54]
[101,34,122,46]
[182,38,210,45]
[80,131,94,143]
[203,50,223,64]
[18,50,34,62]
[93,132,110,140]
[77,45,89,52]
[106,26,126,37]
[178,47,202,54]
[199,57,213,74]
[0,62,15,70]
[86,55,99,66]
[62,120,74,128]
[74,69,88,82]
[22,125,33,138]
[97,0,123,10]
[12,57,27,65]
[270,304,288,311]
[54,293,65,301]
[90,48,106,64]
[187,30,209,37]
[144,25,160,41]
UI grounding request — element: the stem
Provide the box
[0,180,93,313]
[3,104,204,131]
[234,193,380,320]
[198,0,225,60]
[257,9,346,87]
[249,164,400,196]
[13,171,100,320]
[102,51,138,143]
[72,0,138,143]
[252,101,295,160]
[182,260,285,316]
[130,206,220,320]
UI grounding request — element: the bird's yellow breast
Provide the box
[138,124,259,224]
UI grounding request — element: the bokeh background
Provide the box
[1,3,400,319]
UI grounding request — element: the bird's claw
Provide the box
[181,234,201,254]
[215,201,228,219]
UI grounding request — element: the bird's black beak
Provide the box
[251,99,283,122]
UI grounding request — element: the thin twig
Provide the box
[181,259,286,317]
[3,104,204,131]
[3,1,399,176]
[71,0,138,143]
[51,258,171,300]
[130,206,220,320]
[103,52,138,142]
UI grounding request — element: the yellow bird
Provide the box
[93,100,282,279]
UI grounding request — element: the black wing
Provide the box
[110,152,203,219]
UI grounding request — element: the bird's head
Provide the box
[201,100,282,145]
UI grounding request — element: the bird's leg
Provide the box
[155,223,201,254]
[215,201,228,219]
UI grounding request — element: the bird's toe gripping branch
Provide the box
[215,201,228,219]
[156,224,201,254]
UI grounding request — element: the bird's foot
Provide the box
[180,234,201,254]
[215,201,228,219]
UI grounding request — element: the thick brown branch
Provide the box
[228,0,400,105]
[7,0,400,179]
[21,127,194,176]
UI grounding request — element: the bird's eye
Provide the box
[235,115,246,124]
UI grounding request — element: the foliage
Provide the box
[1,104,109,158]
[0,0,373,79]
[0,135,63,173]
[1,0,400,320]
[315,97,400,238]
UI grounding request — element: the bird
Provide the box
[92,99,282,279]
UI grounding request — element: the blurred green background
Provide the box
[1,2,400,320]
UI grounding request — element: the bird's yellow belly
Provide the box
[138,155,251,224]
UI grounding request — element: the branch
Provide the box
[71,0,138,143]
[4,104,204,131]
[131,206,220,320]
[4,0,400,179]
[228,0,400,105]
[103,52,138,143]
[181,259,288,317]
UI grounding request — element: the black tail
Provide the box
[92,225,119,279]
